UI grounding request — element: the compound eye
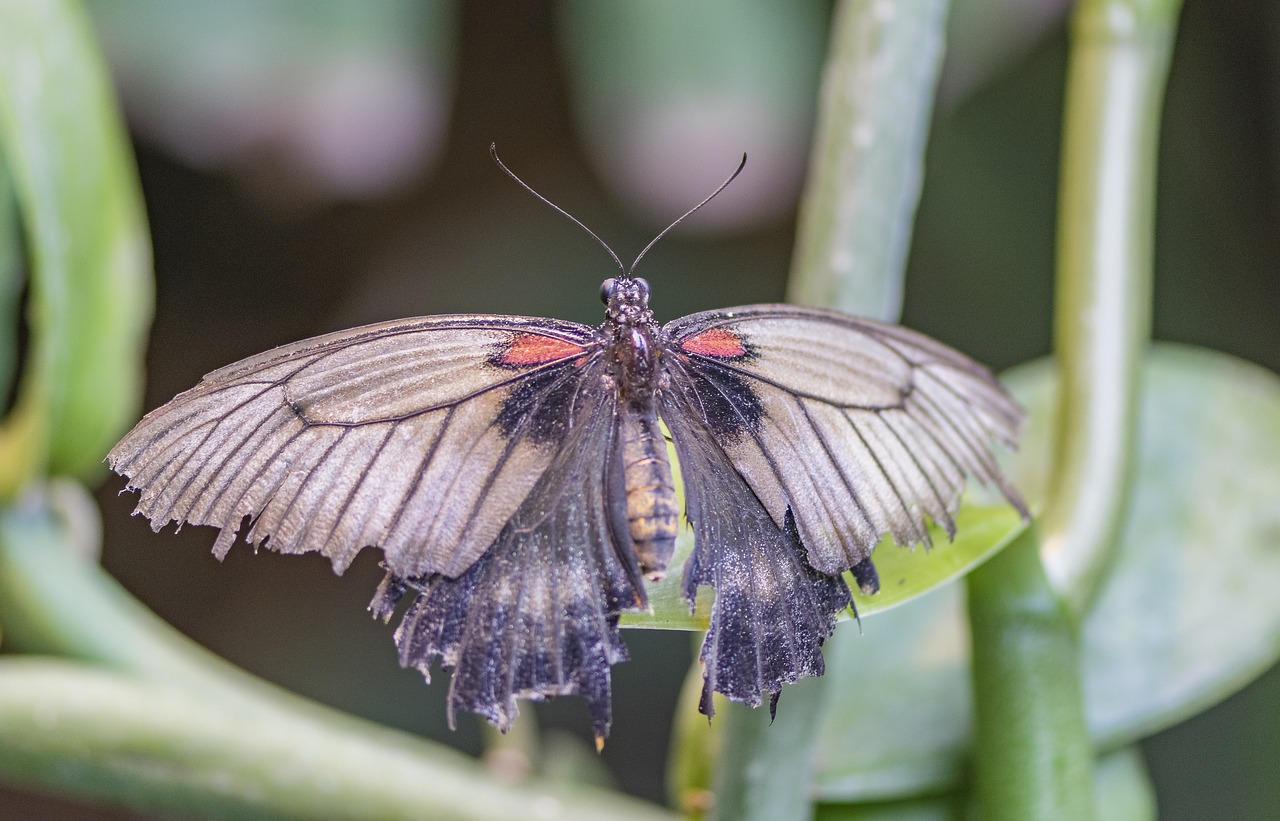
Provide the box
[599,278,617,304]
[634,277,650,298]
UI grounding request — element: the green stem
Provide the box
[787,0,950,323]
[966,2,1181,816]
[0,487,675,820]
[0,0,152,496]
[967,526,1094,821]
[1039,0,1182,614]
[708,3,952,818]
[0,486,286,711]
[711,679,828,821]
[0,659,674,821]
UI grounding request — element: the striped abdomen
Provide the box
[619,403,677,579]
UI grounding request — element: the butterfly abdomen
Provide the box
[619,403,677,580]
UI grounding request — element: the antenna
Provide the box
[628,153,747,275]
[490,144,625,277]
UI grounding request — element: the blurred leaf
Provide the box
[811,582,969,799]
[0,481,266,698]
[711,676,830,821]
[814,796,960,821]
[0,488,679,820]
[1093,746,1156,821]
[539,730,618,791]
[666,646,721,819]
[0,0,152,492]
[0,658,677,821]
[812,345,1280,800]
[809,746,1151,820]
[84,0,455,200]
[558,0,827,229]
[1060,347,1280,743]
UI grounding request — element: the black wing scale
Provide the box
[663,376,852,716]
[371,360,646,740]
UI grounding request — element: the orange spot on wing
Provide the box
[500,333,587,365]
[681,328,747,358]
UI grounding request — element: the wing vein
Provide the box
[792,396,877,537]
[308,422,402,554]
[879,410,953,527]
[285,352,596,428]
[186,405,307,524]
[164,389,293,520]
[840,411,922,542]
[664,356,792,519]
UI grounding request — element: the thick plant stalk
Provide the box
[966,0,1182,818]
[0,659,676,821]
[968,527,1094,821]
[1040,0,1182,613]
[709,3,951,820]
[786,0,949,323]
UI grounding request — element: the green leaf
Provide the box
[809,746,1152,820]
[810,582,969,799]
[666,638,720,819]
[811,345,1280,800]
[0,0,152,494]
[624,505,1027,631]
[1092,747,1156,821]
[1069,347,1280,743]
[558,0,828,228]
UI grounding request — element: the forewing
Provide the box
[664,305,1026,576]
[372,371,646,741]
[109,315,602,579]
[661,378,852,714]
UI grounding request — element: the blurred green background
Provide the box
[5,0,1278,816]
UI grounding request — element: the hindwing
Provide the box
[661,378,853,715]
[372,360,646,741]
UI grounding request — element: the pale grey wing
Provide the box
[663,305,1027,577]
[109,314,603,579]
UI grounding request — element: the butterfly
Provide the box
[108,149,1027,744]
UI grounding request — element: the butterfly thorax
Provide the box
[600,276,664,402]
[600,275,677,579]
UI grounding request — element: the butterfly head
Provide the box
[600,276,653,327]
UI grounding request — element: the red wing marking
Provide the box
[680,328,747,359]
[499,333,588,366]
